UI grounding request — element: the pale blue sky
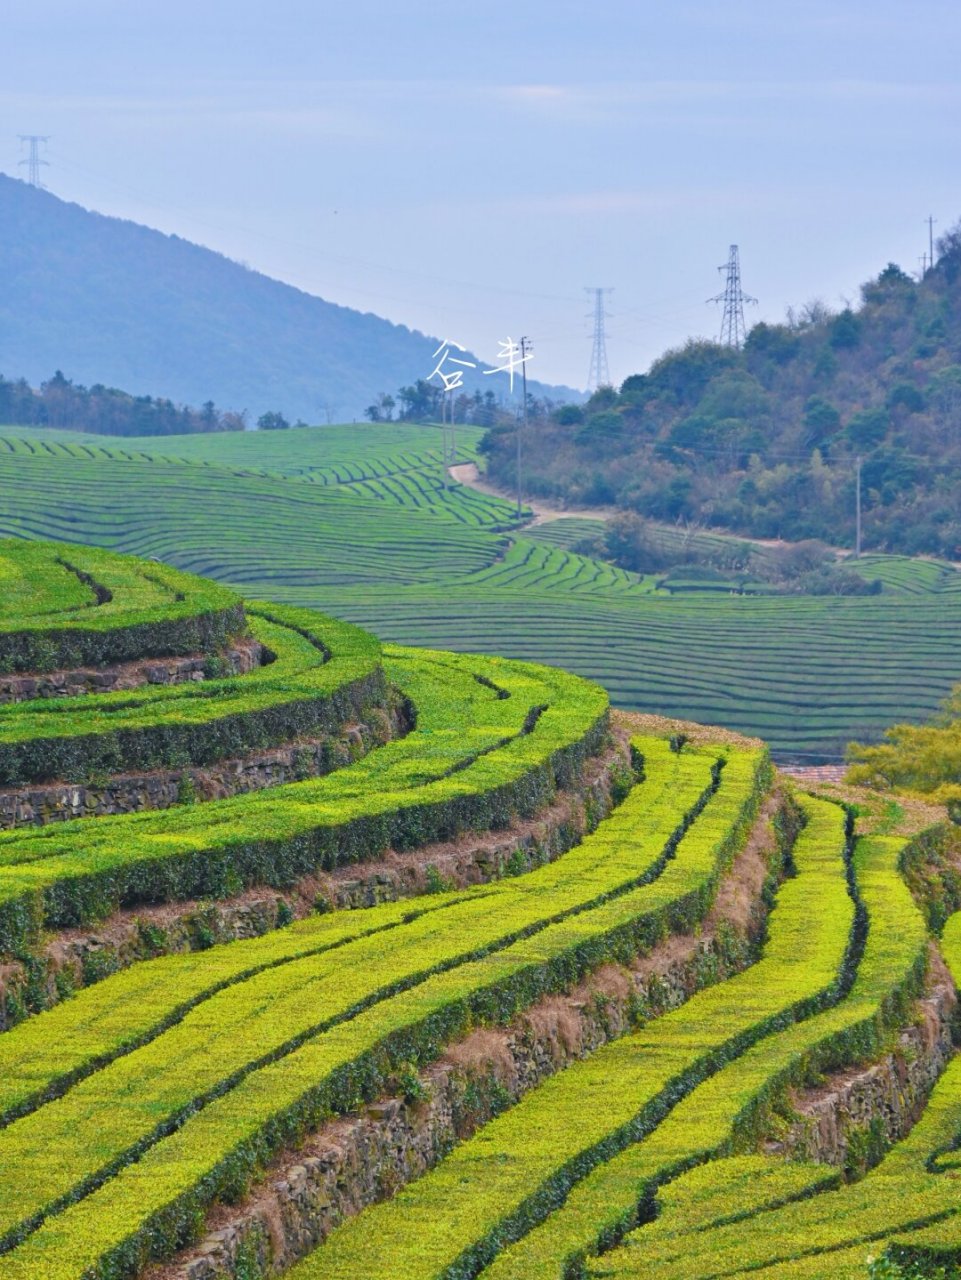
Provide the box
[4,1,960,388]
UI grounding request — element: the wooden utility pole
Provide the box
[440,392,449,489]
[855,455,862,558]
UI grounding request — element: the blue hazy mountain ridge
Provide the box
[0,174,579,422]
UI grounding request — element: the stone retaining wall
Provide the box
[773,944,959,1171]
[0,637,264,702]
[0,706,397,828]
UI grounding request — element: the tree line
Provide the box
[365,380,558,427]
[0,371,247,436]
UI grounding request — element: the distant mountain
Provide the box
[0,175,579,421]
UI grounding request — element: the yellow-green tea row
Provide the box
[0,646,609,951]
[0,744,708,1245]
[300,793,851,1280]
[0,738,698,1128]
[0,741,768,1278]
[576,880,955,1279]
[517,831,928,1280]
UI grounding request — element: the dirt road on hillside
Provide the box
[447,463,616,527]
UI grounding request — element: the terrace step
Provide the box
[0,729,623,1030]
[156,787,790,1280]
[0,737,766,1277]
[0,540,246,671]
[0,636,264,704]
[0,709,401,829]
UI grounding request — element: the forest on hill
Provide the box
[484,222,961,559]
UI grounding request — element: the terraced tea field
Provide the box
[0,423,958,758]
[0,539,958,1280]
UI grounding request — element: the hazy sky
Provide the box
[4,1,960,389]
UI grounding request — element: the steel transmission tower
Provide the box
[585,287,613,390]
[708,245,756,348]
[18,135,50,188]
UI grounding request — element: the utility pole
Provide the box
[855,456,862,558]
[439,391,449,490]
[919,253,928,280]
[449,388,457,469]
[18,135,50,188]
[585,288,613,391]
[516,336,531,518]
[708,245,757,349]
[927,216,937,274]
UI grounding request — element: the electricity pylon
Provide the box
[708,245,756,348]
[585,287,613,389]
[18,136,50,188]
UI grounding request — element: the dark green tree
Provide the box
[257,411,290,431]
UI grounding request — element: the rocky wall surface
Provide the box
[773,945,959,1172]
[0,638,264,703]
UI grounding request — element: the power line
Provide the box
[708,245,757,349]
[658,439,937,467]
[17,135,50,189]
[585,287,613,390]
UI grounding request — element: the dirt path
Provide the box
[449,463,790,541]
[448,463,616,527]
[450,462,849,552]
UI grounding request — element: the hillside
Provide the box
[484,231,961,559]
[0,422,958,760]
[0,542,958,1280]
[0,175,577,422]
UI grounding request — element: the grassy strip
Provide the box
[744,1244,888,1277]
[296,792,849,1280]
[0,541,246,671]
[0,738,668,1127]
[0,606,384,784]
[589,905,961,1279]
[0,742,715,1252]
[0,746,768,1279]
[0,647,609,951]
